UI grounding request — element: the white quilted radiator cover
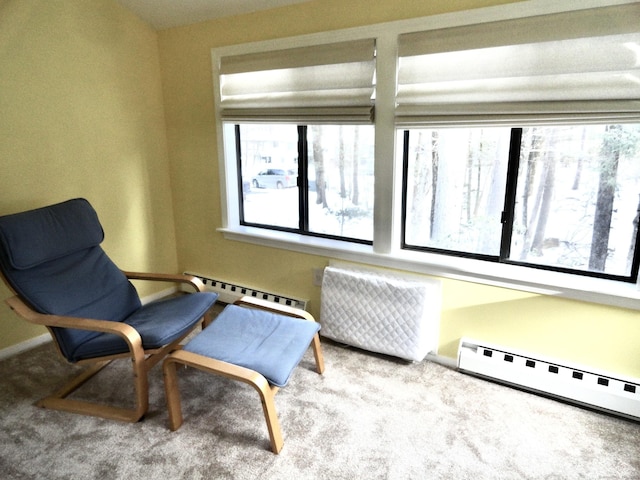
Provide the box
[320,264,441,361]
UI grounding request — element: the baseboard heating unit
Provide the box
[320,263,441,362]
[184,272,307,310]
[458,337,640,421]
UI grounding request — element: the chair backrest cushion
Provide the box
[0,198,104,270]
[0,199,142,360]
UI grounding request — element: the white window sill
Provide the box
[219,226,640,310]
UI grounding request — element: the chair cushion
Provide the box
[70,292,219,362]
[0,198,103,270]
[183,304,320,387]
[7,247,140,319]
[34,248,143,359]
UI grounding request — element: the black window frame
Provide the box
[235,124,374,246]
[400,127,640,283]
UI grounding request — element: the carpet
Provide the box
[0,338,639,479]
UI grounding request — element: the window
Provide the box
[219,38,376,243]
[214,2,640,304]
[397,3,640,282]
[403,127,511,257]
[237,123,375,242]
[402,124,640,281]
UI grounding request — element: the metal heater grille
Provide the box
[184,272,307,310]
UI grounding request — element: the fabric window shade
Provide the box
[219,39,376,124]
[396,3,640,126]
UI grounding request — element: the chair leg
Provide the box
[36,357,149,423]
[40,360,111,400]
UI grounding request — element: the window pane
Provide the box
[404,128,511,255]
[307,125,375,241]
[510,125,640,277]
[239,124,299,230]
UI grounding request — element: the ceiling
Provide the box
[116,0,313,30]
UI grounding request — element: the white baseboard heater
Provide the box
[458,337,640,421]
[184,272,307,310]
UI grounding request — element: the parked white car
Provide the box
[251,168,298,189]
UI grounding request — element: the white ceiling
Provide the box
[117,0,313,30]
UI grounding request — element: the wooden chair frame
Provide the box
[163,296,325,454]
[3,272,211,423]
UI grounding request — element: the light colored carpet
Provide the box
[0,337,639,479]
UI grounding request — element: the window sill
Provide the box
[219,226,640,310]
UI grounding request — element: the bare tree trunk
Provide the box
[429,131,439,239]
[589,125,621,271]
[479,131,509,253]
[519,128,543,260]
[531,130,557,255]
[465,134,474,223]
[628,194,640,267]
[472,131,483,217]
[310,125,328,208]
[338,125,347,199]
[431,129,467,245]
[572,126,587,190]
[408,131,432,241]
[352,126,360,206]
[627,195,640,270]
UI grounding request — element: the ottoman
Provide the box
[163,296,324,453]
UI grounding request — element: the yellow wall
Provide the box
[1,0,638,379]
[158,0,640,378]
[0,0,179,348]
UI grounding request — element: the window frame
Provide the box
[400,126,640,283]
[212,0,640,310]
[234,123,375,245]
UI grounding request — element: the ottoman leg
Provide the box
[311,333,325,374]
[258,385,284,454]
[162,350,286,454]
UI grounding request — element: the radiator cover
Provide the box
[458,337,640,421]
[320,263,441,361]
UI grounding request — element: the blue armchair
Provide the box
[0,198,218,422]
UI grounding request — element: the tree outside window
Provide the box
[403,124,640,281]
[237,124,375,243]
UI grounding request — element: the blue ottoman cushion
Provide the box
[183,304,320,387]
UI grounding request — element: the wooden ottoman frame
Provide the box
[163,296,324,454]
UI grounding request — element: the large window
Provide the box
[237,123,375,242]
[214,2,640,303]
[396,3,640,282]
[402,124,640,281]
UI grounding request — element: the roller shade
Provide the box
[219,39,376,124]
[396,3,640,126]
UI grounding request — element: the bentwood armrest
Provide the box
[5,296,145,360]
[123,271,206,292]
